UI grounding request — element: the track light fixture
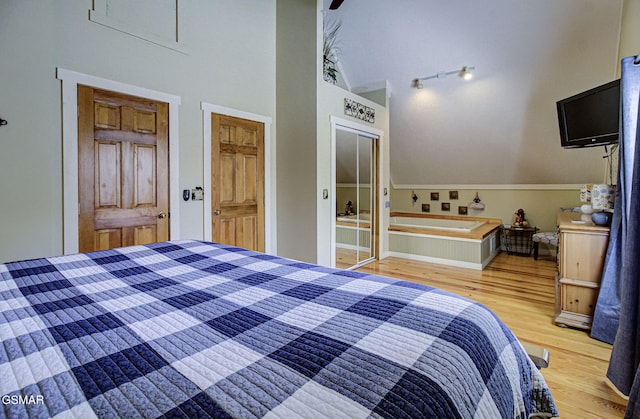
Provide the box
[413,66,475,88]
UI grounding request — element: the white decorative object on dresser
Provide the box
[555,211,610,330]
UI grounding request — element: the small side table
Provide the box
[502,226,538,256]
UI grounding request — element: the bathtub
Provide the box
[387,213,502,270]
[337,213,371,223]
[390,216,484,232]
[336,213,371,254]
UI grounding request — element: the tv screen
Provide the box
[557,79,620,148]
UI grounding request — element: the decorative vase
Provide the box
[580,204,594,214]
[591,211,613,226]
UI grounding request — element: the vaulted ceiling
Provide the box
[323,0,624,185]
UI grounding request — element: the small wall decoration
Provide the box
[421,204,430,212]
[458,206,468,215]
[449,191,458,200]
[344,98,375,123]
[430,192,439,201]
[469,192,485,210]
[441,202,450,211]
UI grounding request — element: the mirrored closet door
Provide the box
[334,126,378,269]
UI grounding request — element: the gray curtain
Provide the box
[590,55,640,415]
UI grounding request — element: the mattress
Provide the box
[0,240,557,418]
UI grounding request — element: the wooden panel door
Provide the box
[211,114,264,252]
[78,86,169,252]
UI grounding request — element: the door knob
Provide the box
[158,212,167,219]
[213,209,221,216]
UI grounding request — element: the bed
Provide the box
[1,240,558,418]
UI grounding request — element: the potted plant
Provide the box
[323,20,341,84]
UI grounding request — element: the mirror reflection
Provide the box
[335,128,376,269]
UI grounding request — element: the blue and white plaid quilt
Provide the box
[0,240,557,418]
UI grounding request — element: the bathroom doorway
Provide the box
[331,119,380,269]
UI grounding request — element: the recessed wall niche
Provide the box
[89,0,187,53]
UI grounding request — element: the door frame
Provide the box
[330,116,383,269]
[201,102,273,254]
[58,68,181,255]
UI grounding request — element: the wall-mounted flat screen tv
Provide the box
[556,79,620,148]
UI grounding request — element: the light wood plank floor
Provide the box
[356,252,628,418]
[335,248,370,270]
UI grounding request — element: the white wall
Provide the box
[316,2,390,267]
[0,0,276,262]
[273,0,391,265]
[275,0,319,263]
[619,0,640,69]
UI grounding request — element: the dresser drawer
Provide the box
[559,280,598,316]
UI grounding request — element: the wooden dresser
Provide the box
[554,211,610,330]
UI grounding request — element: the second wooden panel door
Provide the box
[211,114,265,252]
